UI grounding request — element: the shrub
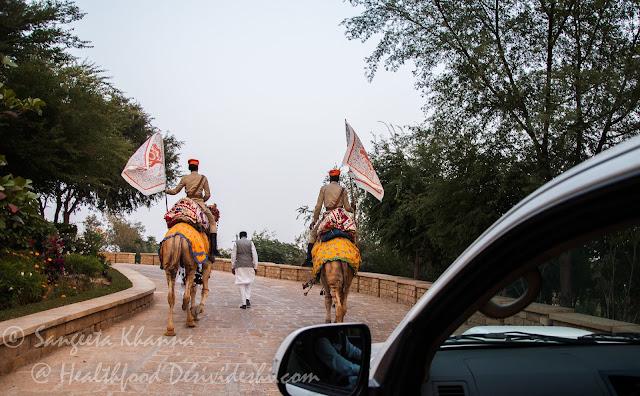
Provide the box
[64,253,108,278]
[42,235,66,281]
[0,250,48,310]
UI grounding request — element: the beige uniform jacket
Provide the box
[313,181,354,223]
[166,172,211,202]
[166,172,216,232]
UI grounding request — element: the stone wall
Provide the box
[101,254,640,335]
[210,258,433,306]
[210,258,640,333]
[139,253,160,265]
[100,252,136,264]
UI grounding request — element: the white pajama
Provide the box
[234,267,255,304]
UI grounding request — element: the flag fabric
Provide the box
[121,132,166,196]
[341,120,384,201]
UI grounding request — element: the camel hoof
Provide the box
[190,306,200,318]
[165,330,176,336]
[187,321,196,327]
[198,306,205,314]
[325,319,332,323]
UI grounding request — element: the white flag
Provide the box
[121,132,166,196]
[341,120,384,201]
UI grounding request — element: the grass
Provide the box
[0,267,132,322]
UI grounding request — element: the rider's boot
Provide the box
[210,233,222,257]
[208,233,217,262]
[302,243,313,267]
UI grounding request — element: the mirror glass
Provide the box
[280,324,370,394]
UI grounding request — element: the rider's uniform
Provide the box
[166,171,217,234]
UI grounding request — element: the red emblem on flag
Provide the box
[148,144,162,168]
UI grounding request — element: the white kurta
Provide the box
[234,267,255,285]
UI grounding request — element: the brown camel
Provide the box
[159,234,213,336]
[319,260,355,323]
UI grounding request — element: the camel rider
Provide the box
[165,158,222,258]
[302,169,355,267]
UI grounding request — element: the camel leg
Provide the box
[183,267,196,327]
[165,270,177,336]
[320,270,333,323]
[336,262,354,323]
[198,260,213,314]
[190,282,200,321]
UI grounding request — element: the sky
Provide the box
[64,0,425,251]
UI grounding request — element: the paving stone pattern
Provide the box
[0,264,412,395]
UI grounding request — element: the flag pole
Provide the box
[348,172,358,245]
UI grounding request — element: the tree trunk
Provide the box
[413,249,420,279]
[559,251,573,307]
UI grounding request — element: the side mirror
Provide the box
[272,323,371,395]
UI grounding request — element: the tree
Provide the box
[0,0,183,222]
[105,214,146,253]
[343,0,640,182]
[0,0,87,64]
[251,230,305,266]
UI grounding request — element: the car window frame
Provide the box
[368,169,640,394]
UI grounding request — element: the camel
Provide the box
[159,232,213,336]
[319,260,355,323]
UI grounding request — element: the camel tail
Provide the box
[342,261,353,294]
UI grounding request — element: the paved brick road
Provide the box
[0,264,412,395]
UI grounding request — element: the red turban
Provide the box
[329,169,341,177]
[188,159,199,166]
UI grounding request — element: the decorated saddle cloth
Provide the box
[312,237,361,281]
[164,198,209,233]
[317,208,357,242]
[160,222,210,265]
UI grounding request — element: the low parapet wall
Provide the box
[212,258,433,306]
[211,258,640,334]
[0,264,155,376]
[99,253,640,334]
[100,252,136,264]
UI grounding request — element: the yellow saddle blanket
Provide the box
[312,237,361,281]
[161,222,210,264]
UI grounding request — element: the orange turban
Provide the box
[188,159,199,166]
[329,169,340,177]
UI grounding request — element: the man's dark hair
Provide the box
[239,231,248,238]
[329,175,340,182]
[188,164,198,171]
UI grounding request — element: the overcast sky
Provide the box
[65,0,425,250]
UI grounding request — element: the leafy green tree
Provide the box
[251,230,305,266]
[0,0,183,222]
[105,214,145,253]
[0,0,87,64]
[359,123,534,280]
[343,0,640,182]
[80,214,107,256]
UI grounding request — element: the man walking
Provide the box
[231,231,259,309]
